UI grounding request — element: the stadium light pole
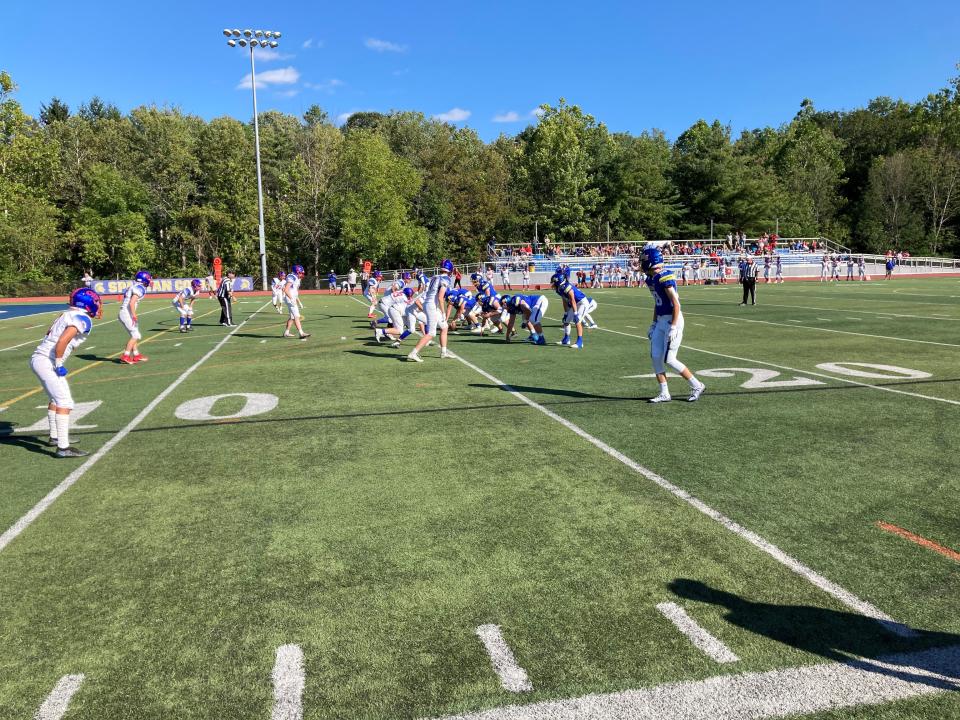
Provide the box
[223,28,281,291]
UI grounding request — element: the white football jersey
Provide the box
[33,310,92,363]
[424,274,451,305]
[285,273,301,299]
[120,283,146,311]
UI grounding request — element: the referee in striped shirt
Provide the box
[218,271,236,326]
[739,257,758,306]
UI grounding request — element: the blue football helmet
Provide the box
[292,264,305,277]
[190,279,202,291]
[403,287,414,299]
[640,245,664,271]
[374,270,383,279]
[441,259,454,273]
[135,270,152,287]
[70,287,102,318]
[470,272,482,284]
[500,294,512,308]
[402,272,411,281]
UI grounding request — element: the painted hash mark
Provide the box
[476,625,533,693]
[656,602,739,664]
[35,674,84,720]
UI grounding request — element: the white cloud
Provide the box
[236,66,300,90]
[304,79,344,93]
[275,89,300,98]
[433,107,471,123]
[492,111,520,123]
[336,111,358,125]
[531,107,546,119]
[253,47,294,62]
[302,38,313,49]
[365,37,407,53]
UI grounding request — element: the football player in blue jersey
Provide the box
[172,279,202,333]
[502,294,549,344]
[29,288,102,457]
[640,245,706,403]
[471,272,495,300]
[551,270,597,349]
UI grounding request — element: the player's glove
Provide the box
[647,323,656,340]
[668,324,680,343]
[54,360,68,377]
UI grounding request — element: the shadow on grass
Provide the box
[0,420,54,456]
[669,579,960,688]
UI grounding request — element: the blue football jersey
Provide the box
[556,278,585,303]
[645,270,678,317]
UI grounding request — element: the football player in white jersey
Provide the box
[120,270,151,364]
[408,260,454,362]
[29,288,102,457]
[374,274,410,343]
[282,264,311,339]
[363,271,382,318]
[271,271,286,312]
[172,279,202,332]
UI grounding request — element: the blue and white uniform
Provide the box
[30,309,92,409]
[284,272,302,319]
[364,276,380,302]
[555,277,597,325]
[475,277,494,299]
[119,282,146,340]
[423,273,452,335]
[172,286,196,318]
[380,279,408,329]
[645,269,687,375]
[271,275,285,307]
[507,294,549,326]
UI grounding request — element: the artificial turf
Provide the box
[0,278,957,718]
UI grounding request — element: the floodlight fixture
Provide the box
[223,29,232,37]
[269,41,278,48]
[273,31,282,38]
[243,29,252,37]
[264,31,273,38]
[227,39,237,47]
[232,29,241,36]
[255,29,264,37]
[238,39,247,47]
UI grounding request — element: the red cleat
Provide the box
[121,356,136,365]
[134,355,148,363]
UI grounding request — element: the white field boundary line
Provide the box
[476,625,534,693]
[583,321,960,408]
[448,350,912,637]
[422,644,960,720]
[656,603,739,664]
[599,301,960,349]
[0,339,36,353]
[272,644,305,720]
[35,674,85,720]
[0,302,271,554]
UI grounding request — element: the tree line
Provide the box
[1,66,959,291]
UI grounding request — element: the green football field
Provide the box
[0,278,958,720]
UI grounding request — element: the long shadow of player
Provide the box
[669,578,960,689]
[0,421,53,456]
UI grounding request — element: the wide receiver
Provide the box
[119,270,152,364]
[172,279,202,333]
[29,288,103,457]
[282,264,311,340]
[641,245,706,403]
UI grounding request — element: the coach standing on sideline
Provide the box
[739,256,758,306]
[218,271,236,326]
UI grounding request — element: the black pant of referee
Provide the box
[218,296,233,325]
[741,277,756,305]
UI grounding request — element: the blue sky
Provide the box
[6,0,960,141]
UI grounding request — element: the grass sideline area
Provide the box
[0,278,958,719]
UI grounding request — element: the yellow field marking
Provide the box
[0,308,219,409]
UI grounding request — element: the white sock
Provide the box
[689,376,702,388]
[55,413,70,450]
[659,382,669,395]
[48,409,58,439]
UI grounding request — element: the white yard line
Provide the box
[272,644,305,720]
[0,339,36,353]
[423,645,960,720]
[25,324,44,330]
[476,625,533,693]
[34,674,85,720]
[0,302,271,554]
[591,323,960,408]
[656,603,739,664]
[682,312,960,349]
[449,349,912,636]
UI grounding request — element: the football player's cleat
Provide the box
[558,335,570,346]
[648,392,672,403]
[56,446,89,458]
[121,356,137,365]
[134,355,148,363]
[440,348,453,359]
[688,383,706,402]
[374,328,384,343]
[407,351,423,363]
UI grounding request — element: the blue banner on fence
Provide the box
[91,277,255,295]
